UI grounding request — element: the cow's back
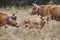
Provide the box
[40,5,52,16]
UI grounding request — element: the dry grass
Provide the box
[0,6,60,40]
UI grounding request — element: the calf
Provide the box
[21,16,46,29]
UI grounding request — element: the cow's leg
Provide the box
[51,15,53,19]
[52,15,55,20]
[57,16,59,20]
[49,15,52,20]
[40,20,46,29]
[37,13,40,16]
[47,15,51,24]
[52,15,54,20]
[54,15,57,20]
[40,22,45,29]
[47,17,49,24]
[54,15,56,20]
[59,16,60,20]
[4,21,9,28]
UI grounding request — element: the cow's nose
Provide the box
[42,19,46,23]
[12,22,20,28]
[42,19,47,24]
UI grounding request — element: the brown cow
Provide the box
[0,12,19,28]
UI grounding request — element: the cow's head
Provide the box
[30,5,45,16]
[41,16,47,25]
[5,18,20,28]
[7,18,20,28]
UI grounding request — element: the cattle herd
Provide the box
[0,4,60,29]
[32,5,60,23]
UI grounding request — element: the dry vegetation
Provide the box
[0,6,60,40]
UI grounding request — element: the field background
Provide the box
[0,0,60,40]
[0,6,60,40]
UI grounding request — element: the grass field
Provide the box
[0,6,60,40]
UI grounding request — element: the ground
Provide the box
[0,6,60,40]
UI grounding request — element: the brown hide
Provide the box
[0,12,7,26]
[40,5,52,17]
[49,5,60,21]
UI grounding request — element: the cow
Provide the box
[21,16,46,29]
[0,12,19,28]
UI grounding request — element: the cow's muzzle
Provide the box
[13,22,20,28]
